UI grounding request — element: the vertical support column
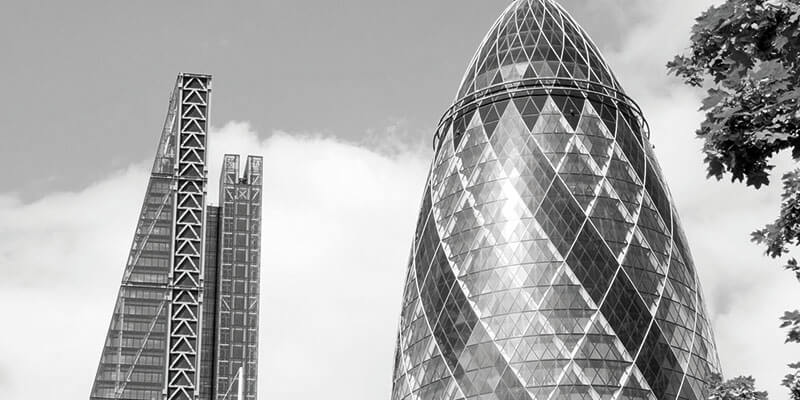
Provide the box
[237,367,244,400]
[243,156,262,399]
[214,155,240,397]
[166,73,211,400]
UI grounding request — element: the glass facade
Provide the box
[209,155,262,400]
[390,2,721,400]
[200,206,221,400]
[90,74,262,400]
[89,173,172,400]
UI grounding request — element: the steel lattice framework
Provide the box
[166,74,211,400]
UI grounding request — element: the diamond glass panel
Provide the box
[392,2,720,400]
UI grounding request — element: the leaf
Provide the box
[729,49,754,69]
[782,310,800,330]
[791,7,800,24]
[752,60,791,81]
[746,170,771,189]
[698,4,734,31]
[783,373,792,384]
[715,105,741,120]
[775,34,790,50]
[777,88,800,103]
[703,89,729,110]
[754,130,792,144]
[706,158,726,180]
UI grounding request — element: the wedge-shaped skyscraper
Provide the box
[90,74,262,400]
[391,2,721,400]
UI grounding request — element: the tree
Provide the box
[709,374,769,400]
[667,0,800,397]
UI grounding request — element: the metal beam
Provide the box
[165,73,211,400]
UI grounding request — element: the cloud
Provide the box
[0,166,146,292]
[562,0,651,51]
[0,122,430,400]
[212,123,431,397]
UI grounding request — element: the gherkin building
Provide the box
[390,1,721,400]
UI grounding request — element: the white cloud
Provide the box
[212,123,430,398]
[0,123,430,400]
[0,166,146,292]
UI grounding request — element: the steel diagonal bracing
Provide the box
[115,299,169,398]
[391,1,721,400]
[166,74,211,400]
[122,188,176,284]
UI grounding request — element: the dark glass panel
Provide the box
[566,223,617,302]
[636,325,688,400]
[600,274,652,354]
[536,177,586,255]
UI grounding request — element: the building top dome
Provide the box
[455,0,624,102]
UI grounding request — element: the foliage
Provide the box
[667,0,800,257]
[783,366,800,400]
[668,0,800,397]
[783,309,800,398]
[709,374,769,400]
[783,309,800,345]
[752,171,800,258]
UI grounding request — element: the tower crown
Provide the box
[455,0,623,102]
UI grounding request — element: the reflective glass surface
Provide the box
[211,155,262,400]
[90,138,176,400]
[455,0,623,101]
[391,2,721,400]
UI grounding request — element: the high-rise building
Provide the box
[390,2,721,400]
[201,155,262,400]
[89,73,262,400]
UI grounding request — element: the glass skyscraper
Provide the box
[390,2,721,400]
[89,73,262,400]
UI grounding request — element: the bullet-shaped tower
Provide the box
[390,2,721,400]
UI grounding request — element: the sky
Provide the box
[0,0,798,399]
